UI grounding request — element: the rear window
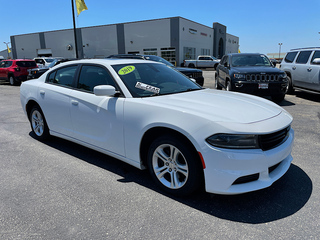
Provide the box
[284,52,298,63]
[16,61,37,67]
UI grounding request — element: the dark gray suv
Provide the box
[216,53,288,102]
[280,47,320,94]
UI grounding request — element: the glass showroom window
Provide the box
[161,47,176,65]
[183,47,196,60]
[143,48,157,56]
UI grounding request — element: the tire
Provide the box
[29,106,50,140]
[188,63,195,68]
[286,75,294,94]
[9,75,19,86]
[271,93,285,102]
[147,135,203,196]
[226,80,232,91]
[215,72,222,90]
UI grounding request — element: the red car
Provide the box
[0,59,38,85]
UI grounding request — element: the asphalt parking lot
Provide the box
[0,72,320,239]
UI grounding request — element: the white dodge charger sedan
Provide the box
[20,59,294,196]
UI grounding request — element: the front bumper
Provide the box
[202,128,294,194]
[231,80,287,96]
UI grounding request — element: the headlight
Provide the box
[206,134,259,149]
[233,73,245,79]
[279,73,287,80]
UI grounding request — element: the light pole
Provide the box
[278,43,282,60]
[3,42,10,59]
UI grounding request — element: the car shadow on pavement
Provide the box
[294,91,320,103]
[32,133,312,224]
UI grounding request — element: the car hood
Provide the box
[231,66,283,74]
[145,89,284,124]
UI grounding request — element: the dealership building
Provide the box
[8,17,239,66]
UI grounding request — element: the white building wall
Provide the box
[15,34,40,59]
[44,30,76,58]
[225,33,239,54]
[123,19,171,55]
[179,18,214,62]
[81,25,118,58]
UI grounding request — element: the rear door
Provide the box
[293,50,312,89]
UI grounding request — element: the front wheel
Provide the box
[215,72,222,90]
[286,75,294,94]
[29,106,50,140]
[147,135,203,196]
[271,93,285,102]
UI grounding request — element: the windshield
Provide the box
[143,55,175,67]
[48,59,59,68]
[112,63,201,97]
[231,54,272,67]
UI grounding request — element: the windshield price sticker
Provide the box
[135,82,160,94]
[118,66,135,75]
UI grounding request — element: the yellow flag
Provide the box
[76,0,88,16]
[7,45,11,53]
[238,49,241,53]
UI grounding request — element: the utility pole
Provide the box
[278,43,282,60]
[3,42,10,59]
[71,0,79,59]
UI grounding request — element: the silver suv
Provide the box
[280,47,320,94]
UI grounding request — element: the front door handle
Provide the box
[71,100,79,106]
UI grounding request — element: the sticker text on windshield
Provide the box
[118,66,135,75]
[135,82,160,94]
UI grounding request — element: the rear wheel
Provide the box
[188,63,195,68]
[9,75,19,86]
[29,106,50,140]
[147,135,203,196]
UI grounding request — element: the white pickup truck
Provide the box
[184,55,220,69]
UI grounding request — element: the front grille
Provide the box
[186,72,202,79]
[246,74,279,82]
[259,126,290,151]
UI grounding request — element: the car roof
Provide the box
[53,58,159,67]
[227,53,266,57]
[289,47,320,51]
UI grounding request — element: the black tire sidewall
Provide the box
[29,106,50,141]
[147,135,203,196]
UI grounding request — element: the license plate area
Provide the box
[259,83,268,89]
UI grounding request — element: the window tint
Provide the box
[46,65,77,87]
[77,65,116,92]
[16,61,37,67]
[296,51,312,64]
[284,52,298,63]
[311,51,320,64]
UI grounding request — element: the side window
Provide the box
[311,51,320,64]
[0,61,5,68]
[296,51,312,64]
[284,52,298,63]
[46,65,77,87]
[77,65,117,92]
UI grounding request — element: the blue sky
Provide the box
[1,0,319,55]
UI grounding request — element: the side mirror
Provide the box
[94,85,117,96]
[312,58,320,64]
